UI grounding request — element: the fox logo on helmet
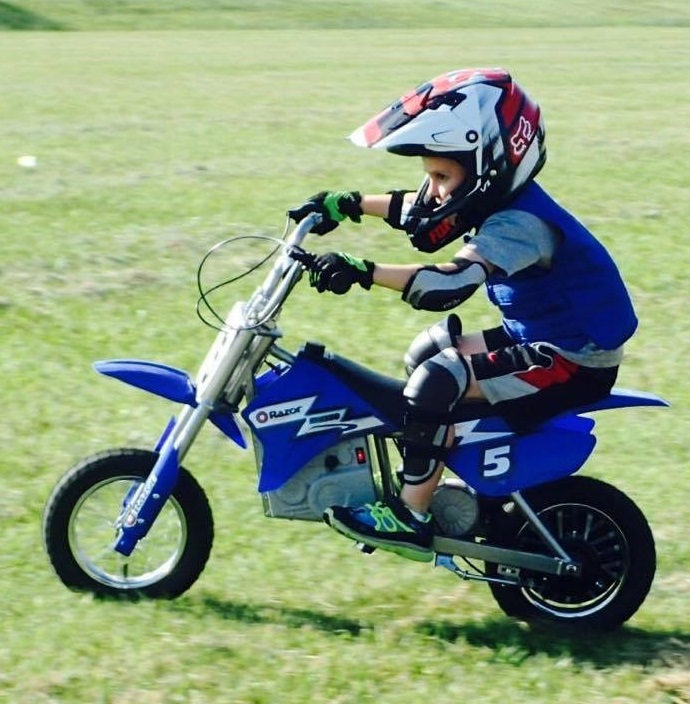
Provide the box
[427,219,455,247]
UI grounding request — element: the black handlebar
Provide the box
[288,247,353,295]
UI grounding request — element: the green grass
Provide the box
[2,9,690,704]
[2,0,690,31]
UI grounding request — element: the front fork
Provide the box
[114,403,211,555]
[111,322,282,556]
[110,299,287,554]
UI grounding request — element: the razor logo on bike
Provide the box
[247,396,383,436]
[250,397,318,427]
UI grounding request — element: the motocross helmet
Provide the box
[349,68,546,252]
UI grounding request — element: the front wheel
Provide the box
[486,476,656,630]
[43,448,214,598]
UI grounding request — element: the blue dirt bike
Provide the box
[43,213,668,630]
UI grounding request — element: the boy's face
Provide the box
[421,156,467,205]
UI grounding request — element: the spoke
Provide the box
[85,544,121,562]
[599,560,624,579]
[69,477,186,589]
[589,530,617,548]
[582,511,594,541]
[556,509,565,540]
[517,502,628,615]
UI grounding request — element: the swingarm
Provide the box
[433,536,580,586]
[432,488,581,586]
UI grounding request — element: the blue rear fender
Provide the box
[94,359,247,448]
[447,387,669,497]
[446,419,597,497]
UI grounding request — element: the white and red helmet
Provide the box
[349,68,546,252]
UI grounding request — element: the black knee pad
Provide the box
[403,346,470,413]
[403,314,462,376]
[400,348,470,485]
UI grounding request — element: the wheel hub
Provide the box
[517,503,629,615]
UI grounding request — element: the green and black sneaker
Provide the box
[323,496,434,563]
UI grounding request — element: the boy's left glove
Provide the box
[309,252,375,293]
[288,191,362,235]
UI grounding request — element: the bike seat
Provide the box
[304,345,495,427]
[300,344,669,432]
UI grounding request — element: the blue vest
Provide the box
[484,182,637,351]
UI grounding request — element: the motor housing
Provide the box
[430,478,480,537]
[262,438,376,520]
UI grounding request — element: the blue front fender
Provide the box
[94,359,247,449]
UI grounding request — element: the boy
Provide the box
[289,68,637,562]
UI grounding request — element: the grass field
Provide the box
[2,0,689,31]
[2,3,690,702]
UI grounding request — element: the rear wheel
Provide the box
[486,476,655,630]
[43,448,214,598]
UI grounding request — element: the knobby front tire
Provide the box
[43,448,214,599]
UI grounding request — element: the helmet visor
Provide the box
[349,71,478,149]
[349,69,508,149]
[350,82,436,148]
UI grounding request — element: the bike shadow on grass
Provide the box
[172,594,689,671]
[173,595,365,637]
[414,615,690,670]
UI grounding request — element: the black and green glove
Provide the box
[288,191,363,235]
[309,252,375,294]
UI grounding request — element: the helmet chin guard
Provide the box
[349,68,546,252]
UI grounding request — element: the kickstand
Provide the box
[435,553,470,578]
[435,553,520,585]
[355,541,376,555]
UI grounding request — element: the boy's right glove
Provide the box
[288,191,362,235]
[309,252,375,293]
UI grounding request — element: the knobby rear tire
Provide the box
[485,475,656,631]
